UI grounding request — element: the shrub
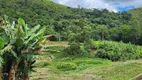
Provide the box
[95,49,122,61]
[63,42,90,57]
[91,41,142,61]
[63,42,82,56]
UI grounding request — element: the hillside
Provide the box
[0,0,129,26]
[0,0,142,44]
[0,0,93,26]
[0,0,70,26]
[128,8,142,28]
[128,8,142,44]
[129,8,142,22]
[1,1,142,80]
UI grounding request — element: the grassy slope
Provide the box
[30,59,142,80]
[67,60,142,80]
[30,41,142,80]
[85,60,142,80]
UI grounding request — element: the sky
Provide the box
[53,0,142,12]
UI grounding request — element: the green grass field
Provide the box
[30,59,142,80]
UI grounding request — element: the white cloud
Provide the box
[53,0,142,12]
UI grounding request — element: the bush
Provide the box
[63,42,82,56]
[56,62,78,71]
[63,42,89,57]
[95,49,122,61]
[91,41,142,61]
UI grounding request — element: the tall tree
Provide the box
[96,25,108,40]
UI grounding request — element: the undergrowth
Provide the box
[91,41,142,61]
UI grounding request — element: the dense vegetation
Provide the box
[0,0,142,44]
[0,0,142,79]
[91,41,142,61]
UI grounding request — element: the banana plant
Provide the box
[0,15,45,80]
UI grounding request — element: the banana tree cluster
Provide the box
[0,15,45,80]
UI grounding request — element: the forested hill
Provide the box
[0,0,71,26]
[127,8,142,44]
[0,0,131,26]
[128,8,142,28]
[0,0,142,44]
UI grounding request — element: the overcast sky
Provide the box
[53,0,142,12]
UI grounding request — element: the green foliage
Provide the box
[1,0,142,79]
[63,42,89,57]
[63,42,82,56]
[43,46,66,58]
[36,58,111,72]
[73,58,110,65]
[44,46,65,52]
[67,25,92,43]
[0,37,4,50]
[93,25,108,40]
[91,41,142,61]
[0,0,137,44]
[73,58,111,70]
[109,25,139,44]
[128,8,142,45]
[63,24,92,57]
[0,16,45,79]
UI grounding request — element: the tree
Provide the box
[96,25,108,40]
[0,15,45,80]
[109,25,140,44]
[68,25,91,43]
